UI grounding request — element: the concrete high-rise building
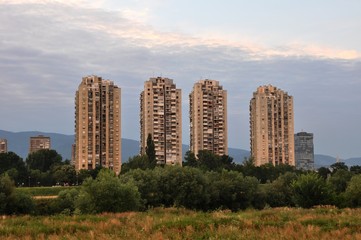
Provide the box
[250,85,295,166]
[189,80,228,156]
[140,77,182,165]
[0,138,7,153]
[295,132,314,170]
[75,75,121,174]
[71,143,76,166]
[29,135,51,154]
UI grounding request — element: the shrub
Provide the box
[344,175,361,207]
[75,169,142,214]
[291,173,334,208]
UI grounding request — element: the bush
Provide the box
[51,188,79,214]
[0,174,34,215]
[291,173,334,208]
[344,175,361,207]
[75,169,142,214]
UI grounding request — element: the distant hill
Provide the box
[1,130,360,167]
[0,130,139,161]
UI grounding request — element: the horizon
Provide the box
[0,1,360,159]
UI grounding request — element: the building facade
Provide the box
[189,80,228,156]
[250,85,295,166]
[140,77,182,165]
[75,75,121,174]
[29,135,51,154]
[294,132,314,170]
[0,138,7,153]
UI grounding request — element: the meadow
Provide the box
[1,207,361,239]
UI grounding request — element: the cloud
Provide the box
[0,1,360,158]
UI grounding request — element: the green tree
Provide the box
[52,188,79,214]
[206,170,259,211]
[121,155,153,173]
[52,164,77,185]
[330,162,348,173]
[317,167,331,179]
[291,173,334,208]
[145,133,156,165]
[350,165,361,175]
[183,151,198,167]
[344,175,361,207]
[0,152,27,183]
[120,168,163,209]
[265,172,298,207]
[75,169,142,213]
[328,169,353,194]
[158,166,210,210]
[0,174,34,215]
[26,149,62,172]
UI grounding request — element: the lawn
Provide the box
[0,207,360,239]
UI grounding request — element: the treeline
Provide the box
[0,150,101,187]
[1,149,361,215]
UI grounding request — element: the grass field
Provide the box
[0,207,361,239]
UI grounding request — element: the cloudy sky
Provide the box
[0,0,360,158]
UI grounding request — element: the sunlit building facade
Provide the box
[140,77,182,165]
[250,85,295,166]
[75,75,121,174]
[189,80,228,156]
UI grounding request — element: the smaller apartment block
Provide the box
[29,135,51,154]
[0,138,7,153]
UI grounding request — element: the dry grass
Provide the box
[0,207,361,239]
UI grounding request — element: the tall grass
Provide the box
[0,208,360,239]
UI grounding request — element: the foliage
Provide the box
[344,174,361,207]
[145,133,156,165]
[265,172,298,207]
[158,166,209,210]
[121,155,154,173]
[330,162,348,173]
[26,149,62,172]
[350,165,361,174]
[0,152,27,184]
[51,164,76,185]
[75,169,142,214]
[15,186,78,196]
[52,188,79,214]
[206,170,259,211]
[183,151,198,167]
[0,174,34,215]
[317,167,331,179]
[291,173,335,208]
[186,150,235,171]
[328,169,353,194]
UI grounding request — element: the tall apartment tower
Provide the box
[250,85,295,166]
[29,135,51,154]
[294,132,314,170]
[189,80,228,156]
[0,139,7,153]
[75,75,121,175]
[140,77,182,165]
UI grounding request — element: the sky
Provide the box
[0,0,360,159]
